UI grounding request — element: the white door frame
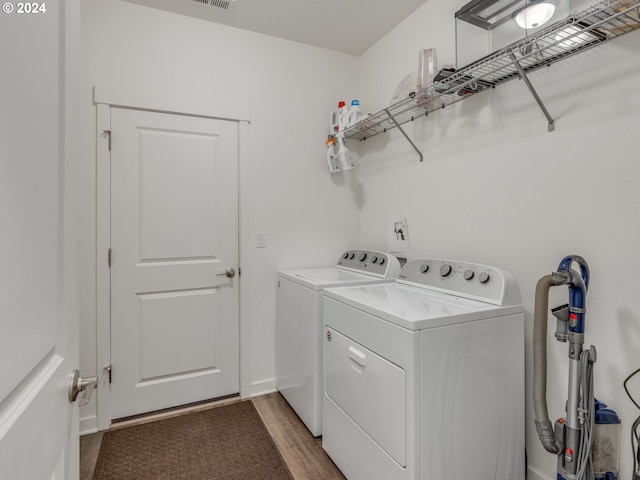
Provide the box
[94,85,251,431]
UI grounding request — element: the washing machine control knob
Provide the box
[349,253,355,260]
[478,272,490,284]
[464,269,475,280]
[358,252,367,262]
[378,257,385,265]
[420,263,430,273]
[440,264,453,277]
[371,255,378,264]
[343,252,350,259]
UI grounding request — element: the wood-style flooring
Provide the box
[80,392,346,480]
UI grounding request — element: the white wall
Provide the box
[79,0,359,431]
[354,1,640,479]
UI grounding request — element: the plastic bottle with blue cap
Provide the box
[346,100,362,127]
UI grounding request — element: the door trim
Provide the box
[94,86,251,431]
[94,85,251,123]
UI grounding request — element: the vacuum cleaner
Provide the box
[533,255,621,480]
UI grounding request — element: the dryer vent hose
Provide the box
[533,274,563,454]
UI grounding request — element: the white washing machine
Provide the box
[276,250,401,437]
[322,258,525,480]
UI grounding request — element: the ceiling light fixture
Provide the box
[514,2,556,29]
[456,0,559,30]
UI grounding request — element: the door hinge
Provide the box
[108,248,112,268]
[104,365,112,384]
[102,129,111,151]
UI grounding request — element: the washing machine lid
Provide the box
[323,283,523,331]
[278,250,401,290]
[279,267,395,291]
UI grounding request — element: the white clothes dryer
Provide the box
[322,258,525,480]
[276,250,401,437]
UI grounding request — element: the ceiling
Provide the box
[121,0,430,56]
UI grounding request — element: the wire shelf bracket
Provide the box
[384,108,424,162]
[509,53,556,132]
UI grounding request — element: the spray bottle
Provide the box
[335,133,353,171]
[325,138,341,173]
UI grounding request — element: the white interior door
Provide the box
[110,107,240,420]
[0,1,80,478]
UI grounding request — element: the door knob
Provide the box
[216,267,236,278]
[68,369,98,407]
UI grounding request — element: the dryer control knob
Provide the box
[371,256,378,264]
[440,264,453,277]
[349,253,355,260]
[420,263,430,273]
[358,252,367,262]
[343,252,349,259]
[379,257,385,265]
[478,272,490,284]
[464,269,475,280]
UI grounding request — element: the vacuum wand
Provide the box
[561,257,590,478]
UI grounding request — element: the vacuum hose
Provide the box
[533,273,569,454]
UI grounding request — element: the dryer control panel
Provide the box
[336,250,401,279]
[397,258,521,306]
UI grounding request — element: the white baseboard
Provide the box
[80,414,98,436]
[248,378,277,398]
[528,466,553,480]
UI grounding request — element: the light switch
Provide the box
[257,232,266,248]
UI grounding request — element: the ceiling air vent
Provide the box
[191,0,236,11]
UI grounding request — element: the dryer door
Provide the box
[324,327,406,467]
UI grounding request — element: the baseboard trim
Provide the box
[80,414,98,436]
[528,466,553,480]
[249,379,276,398]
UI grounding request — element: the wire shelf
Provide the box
[343,0,640,141]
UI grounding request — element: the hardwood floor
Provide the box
[79,392,345,480]
[80,430,103,480]
[252,393,345,480]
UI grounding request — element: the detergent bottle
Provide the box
[338,102,350,132]
[346,100,362,127]
[325,138,341,173]
[329,101,345,135]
